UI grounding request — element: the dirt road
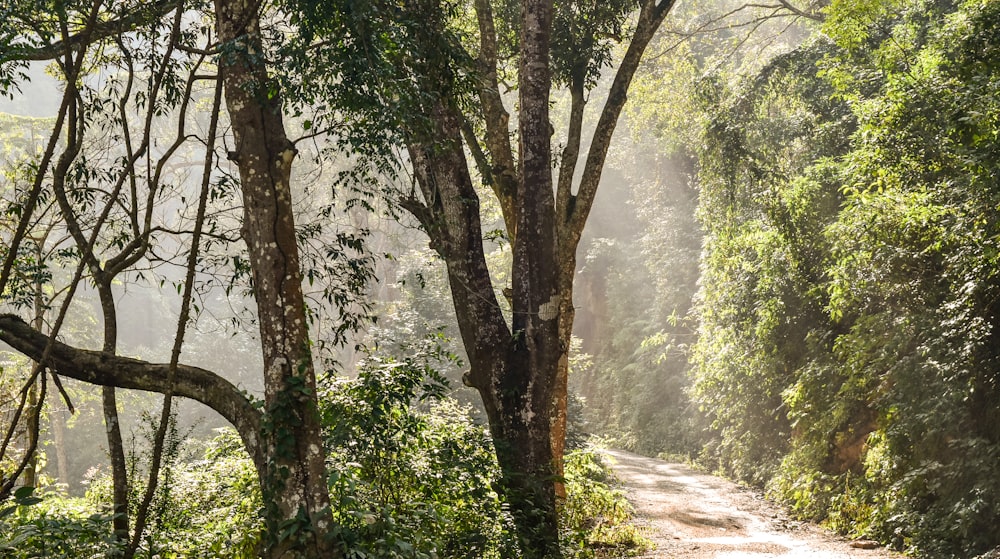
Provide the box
[604,449,902,559]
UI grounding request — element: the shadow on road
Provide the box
[602,449,903,559]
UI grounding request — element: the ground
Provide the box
[603,449,903,559]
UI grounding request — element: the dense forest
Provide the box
[1,0,999,557]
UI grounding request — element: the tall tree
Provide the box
[0,1,368,556]
[284,0,675,553]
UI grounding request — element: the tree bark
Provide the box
[400,0,678,555]
[0,315,264,469]
[102,388,130,537]
[213,0,339,556]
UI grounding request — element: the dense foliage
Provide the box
[0,429,261,559]
[571,147,704,459]
[567,0,1000,556]
[686,0,1000,555]
[0,346,646,558]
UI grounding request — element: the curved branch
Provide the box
[564,0,676,247]
[0,314,263,470]
[776,0,824,22]
[0,0,184,63]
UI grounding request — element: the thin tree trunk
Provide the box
[103,386,129,538]
[97,282,130,540]
[51,406,69,485]
[23,240,47,489]
[22,384,37,488]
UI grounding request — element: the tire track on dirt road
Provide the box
[604,449,902,559]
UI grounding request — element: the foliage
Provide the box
[278,0,478,185]
[85,425,263,558]
[0,487,124,559]
[689,38,854,485]
[0,330,656,559]
[572,146,704,461]
[813,1,1000,553]
[323,339,647,559]
[149,341,647,559]
[690,0,1000,555]
[320,341,518,559]
[560,449,649,559]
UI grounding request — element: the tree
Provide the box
[0,0,702,555]
[281,0,677,553]
[0,1,373,556]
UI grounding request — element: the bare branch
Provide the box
[564,0,676,246]
[460,118,494,189]
[0,314,263,468]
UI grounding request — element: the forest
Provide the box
[0,0,998,557]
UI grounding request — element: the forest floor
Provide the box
[603,449,904,559]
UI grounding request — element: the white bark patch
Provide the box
[521,381,535,424]
[538,295,559,321]
[522,408,536,424]
[286,492,302,512]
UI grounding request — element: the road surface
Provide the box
[603,449,903,559]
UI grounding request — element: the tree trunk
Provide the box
[504,0,564,551]
[404,100,563,555]
[50,406,69,485]
[392,0,566,543]
[23,243,46,490]
[103,386,130,539]
[95,275,130,541]
[22,383,38,488]
[213,1,338,556]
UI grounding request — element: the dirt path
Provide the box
[603,449,902,559]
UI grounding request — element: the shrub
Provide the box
[0,486,124,558]
[561,449,650,558]
[321,346,518,559]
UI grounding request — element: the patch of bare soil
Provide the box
[603,449,903,559]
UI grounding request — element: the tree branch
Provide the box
[0,314,263,469]
[565,0,676,246]
[555,71,586,225]
[473,0,518,240]
[0,0,184,63]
